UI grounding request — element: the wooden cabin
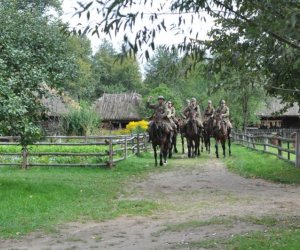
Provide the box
[93,93,142,129]
[257,98,300,129]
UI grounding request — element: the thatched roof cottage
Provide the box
[94,93,142,128]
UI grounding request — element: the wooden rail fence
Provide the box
[0,133,149,168]
[232,131,300,168]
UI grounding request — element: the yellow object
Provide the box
[126,120,148,133]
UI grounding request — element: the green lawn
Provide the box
[224,144,300,184]
[0,153,160,238]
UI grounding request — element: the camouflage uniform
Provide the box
[214,104,232,128]
[166,103,178,130]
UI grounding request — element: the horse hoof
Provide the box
[163,162,167,166]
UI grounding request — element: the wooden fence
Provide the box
[0,133,149,168]
[232,131,300,168]
[245,128,299,137]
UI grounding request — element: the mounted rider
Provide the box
[181,97,203,131]
[203,100,215,124]
[214,100,232,129]
[146,96,173,142]
[166,100,178,130]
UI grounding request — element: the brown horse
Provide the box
[203,117,214,154]
[185,111,201,158]
[177,118,186,154]
[213,113,231,158]
[169,119,178,158]
[149,115,172,166]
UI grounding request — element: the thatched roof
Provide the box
[257,98,299,117]
[41,85,79,116]
[94,93,142,121]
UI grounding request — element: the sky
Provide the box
[61,0,215,56]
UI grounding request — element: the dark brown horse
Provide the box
[177,118,186,154]
[203,116,214,154]
[213,113,231,158]
[150,115,172,166]
[185,111,201,158]
[169,119,178,158]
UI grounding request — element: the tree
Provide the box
[0,3,76,165]
[75,0,300,104]
[91,40,142,98]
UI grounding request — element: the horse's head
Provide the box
[213,113,227,135]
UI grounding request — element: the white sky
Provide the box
[61,0,215,56]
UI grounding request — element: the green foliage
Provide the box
[0,153,160,238]
[61,102,101,136]
[224,144,300,184]
[0,4,77,147]
[91,39,143,98]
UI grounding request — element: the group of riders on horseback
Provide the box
[146,95,232,166]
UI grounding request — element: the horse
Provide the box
[177,118,186,154]
[168,119,178,158]
[149,115,172,166]
[203,116,214,154]
[213,113,231,158]
[185,111,201,158]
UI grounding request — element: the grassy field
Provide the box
[224,144,300,184]
[0,153,161,238]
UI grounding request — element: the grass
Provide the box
[0,152,165,238]
[224,144,300,184]
[184,217,300,250]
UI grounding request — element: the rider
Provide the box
[166,100,178,131]
[146,96,173,142]
[181,97,203,132]
[203,100,215,124]
[214,100,232,129]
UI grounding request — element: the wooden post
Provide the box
[264,137,268,152]
[22,148,28,169]
[252,136,256,149]
[278,136,282,159]
[143,133,147,152]
[124,136,128,160]
[242,134,245,146]
[287,141,290,160]
[131,135,135,154]
[108,138,113,168]
[136,132,140,155]
[296,132,300,168]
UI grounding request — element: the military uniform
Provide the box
[146,101,173,131]
[215,105,232,128]
[203,106,215,123]
[182,104,203,128]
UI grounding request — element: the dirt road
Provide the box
[2,156,300,249]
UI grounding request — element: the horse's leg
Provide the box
[222,139,226,158]
[173,133,178,153]
[153,144,157,166]
[159,148,163,166]
[168,134,173,159]
[187,138,191,158]
[208,136,211,154]
[228,129,231,156]
[181,134,185,154]
[215,139,219,158]
[164,143,168,165]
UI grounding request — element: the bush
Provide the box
[61,102,101,136]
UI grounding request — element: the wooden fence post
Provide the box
[296,132,300,168]
[22,148,28,169]
[136,132,140,155]
[124,136,127,160]
[264,137,268,152]
[131,135,135,154]
[287,141,290,160]
[278,136,282,159]
[108,138,113,168]
[143,133,147,152]
[252,136,256,149]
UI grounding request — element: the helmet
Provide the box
[208,100,212,104]
[191,97,196,102]
[221,100,226,104]
[157,96,165,100]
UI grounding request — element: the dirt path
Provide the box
[2,156,300,250]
